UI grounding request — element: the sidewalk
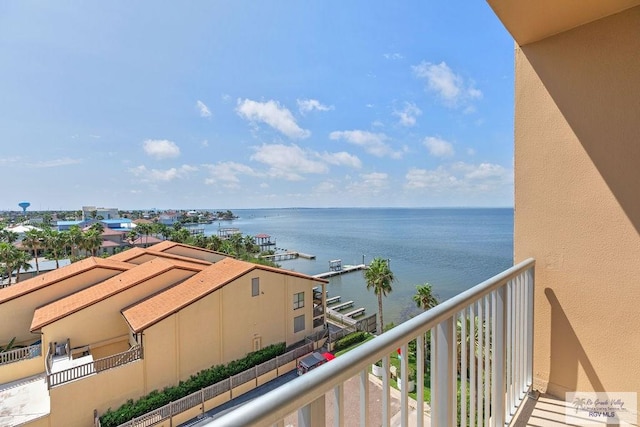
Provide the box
[282,372,431,426]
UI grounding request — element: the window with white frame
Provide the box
[293,292,304,310]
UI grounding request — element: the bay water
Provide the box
[202,208,513,326]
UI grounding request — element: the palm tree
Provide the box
[364,257,395,334]
[0,230,18,245]
[12,249,32,283]
[135,223,153,247]
[22,229,43,274]
[413,283,439,311]
[43,228,64,268]
[206,235,223,252]
[0,244,31,285]
[67,225,84,259]
[82,229,103,257]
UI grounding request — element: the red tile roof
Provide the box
[107,247,212,266]
[0,257,133,304]
[30,258,206,331]
[131,236,163,245]
[147,240,226,257]
[122,257,327,333]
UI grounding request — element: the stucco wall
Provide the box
[49,360,144,427]
[40,269,196,351]
[142,269,318,391]
[514,6,640,397]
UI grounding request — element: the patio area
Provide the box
[0,374,49,427]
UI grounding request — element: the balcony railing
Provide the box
[211,258,535,427]
[0,342,42,365]
[47,344,142,388]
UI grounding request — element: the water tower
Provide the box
[18,201,30,213]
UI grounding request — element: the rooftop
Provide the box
[122,257,327,333]
[30,258,206,331]
[0,257,132,304]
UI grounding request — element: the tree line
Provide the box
[0,221,276,286]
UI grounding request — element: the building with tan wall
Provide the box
[488,0,640,401]
[0,243,328,426]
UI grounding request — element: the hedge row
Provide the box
[100,342,286,427]
[333,331,370,352]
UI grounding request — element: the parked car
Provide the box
[297,352,334,375]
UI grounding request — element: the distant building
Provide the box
[81,206,119,221]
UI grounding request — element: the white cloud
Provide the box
[204,161,260,188]
[345,172,389,194]
[201,140,209,147]
[251,144,327,180]
[393,102,422,127]
[329,130,403,159]
[142,139,181,159]
[412,61,482,108]
[424,136,455,157]
[314,181,337,193]
[404,162,511,193]
[196,100,211,118]
[130,164,197,183]
[383,53,403,60]
[317,151,362,169]
[297,99,334,115]
[27,158,83,168]
[236,99,310,139]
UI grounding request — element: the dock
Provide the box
[260,251,316,262]
[314,264,366,279]
[325,296,341,305]
[330,300,354,311]
[344,307,365,318]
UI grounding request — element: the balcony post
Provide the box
[432,316,455,426]
[298,395,325,427]
[491,287,506,426]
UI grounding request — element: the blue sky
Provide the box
[0,1,515,211]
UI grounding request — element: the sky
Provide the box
[0,1,516,211]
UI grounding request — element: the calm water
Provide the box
[202,208,513,326]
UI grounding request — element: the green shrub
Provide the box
[333,331,370,352]
[100,342,286,427]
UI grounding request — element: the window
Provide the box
[294,314,305,333]
[293,292,304,310]
[252,277,259,297]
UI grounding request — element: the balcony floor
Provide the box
[0,374,49,427]
[511,392,621,427]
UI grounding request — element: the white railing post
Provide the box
[333,383,344,427]
[432,316,455,426]
[360,369,369,427]
[298,395,325,427]
[526,267,534,387]
[382,355,391,427]
[491,287,506,426]
[416,333,425,427]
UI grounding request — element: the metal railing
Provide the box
[111,342,315,427]
[211,258,535,427]
[0,343,42,365]
[48,345,142,388]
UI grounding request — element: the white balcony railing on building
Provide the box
[211,258,535,427]
[47,345,142,388]
[0,342,42,365]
